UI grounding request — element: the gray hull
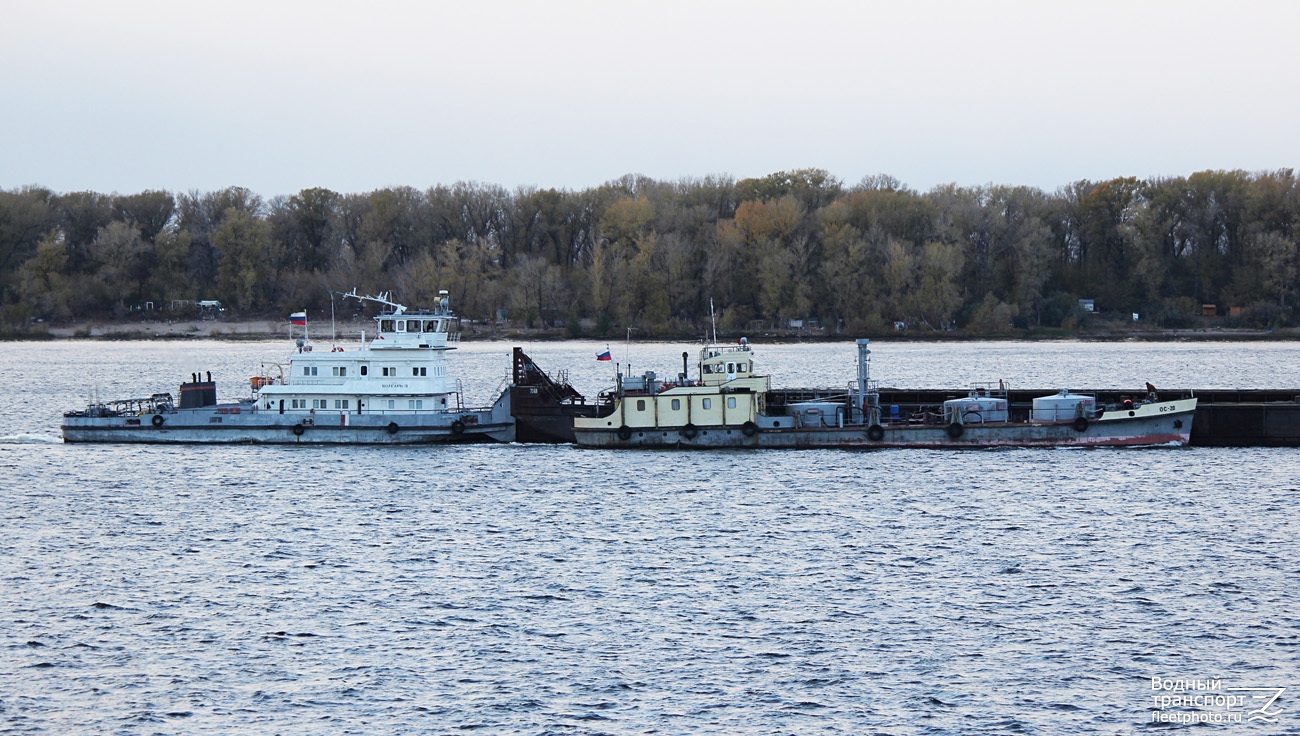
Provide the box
[63,393,514,445]
[574,409,1194,449]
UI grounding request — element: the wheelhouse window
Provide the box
[303,366,318,376]
[380,319,394,332]
[671,399,681,410]
[636,399,646,411]
[423,320,437,332]
[727,397,737,409]
[702,398,712,410]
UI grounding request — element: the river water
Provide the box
[2,339,1298,734]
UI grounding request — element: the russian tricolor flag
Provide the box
[289,311,307,326]
[596,347,612,361]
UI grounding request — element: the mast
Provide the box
[709,298,718,345]
[857,338,873,422]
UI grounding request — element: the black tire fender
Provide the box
[947,422,964,439]
[450,419,465,435]
[742,421,758,437]
[151,414,165,428]
[386,422,399,435]
[617,425,632,441]
[681,423,697,439]
[1073,416,1089,432]
[867,424,884,441]
[292,423,305,436]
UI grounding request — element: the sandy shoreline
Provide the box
[32,318,534,341]
[42,319,295,340]
[19,318,1300,342]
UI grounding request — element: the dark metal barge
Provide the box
[840,388,1300,447]
[508,348,1300,447]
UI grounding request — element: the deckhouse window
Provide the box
[738,363,748,372]
[332,367,347,377]
[334,399,349,409]
[727,362,735,373]
[360,366,368,376]
[303,366,318,376]
[671,399,681,410]
[423,320,437,332]
[702,398,712,410]
[413,367,427,376]
[380,319,394,332]
[727,397,737,409]
[636,399,646,411]
[409,399,423,409]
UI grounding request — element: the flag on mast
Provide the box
[289,311,307,326]
[596,346,612,361]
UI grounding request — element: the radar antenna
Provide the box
[341,288,406,315]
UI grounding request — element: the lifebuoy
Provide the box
[292,423,305,436]
[867,424,884,441]
[681,423,697,439]
[386,422,399,435]
[450,419,465,435]
[617,425,632,441]
[947,422,964,439]
[742,421,758,437]
[1073,416,1089,432]
[151,414,165,428]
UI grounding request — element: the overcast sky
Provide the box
[3,0,1297,198]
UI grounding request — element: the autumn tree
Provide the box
[214,209,279,311]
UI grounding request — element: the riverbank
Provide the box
[8,318,1298,342]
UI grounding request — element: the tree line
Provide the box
[1,168,1297,335]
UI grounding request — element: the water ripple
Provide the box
[4,343,1300,733]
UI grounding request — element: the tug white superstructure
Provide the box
[62,290,514,444]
